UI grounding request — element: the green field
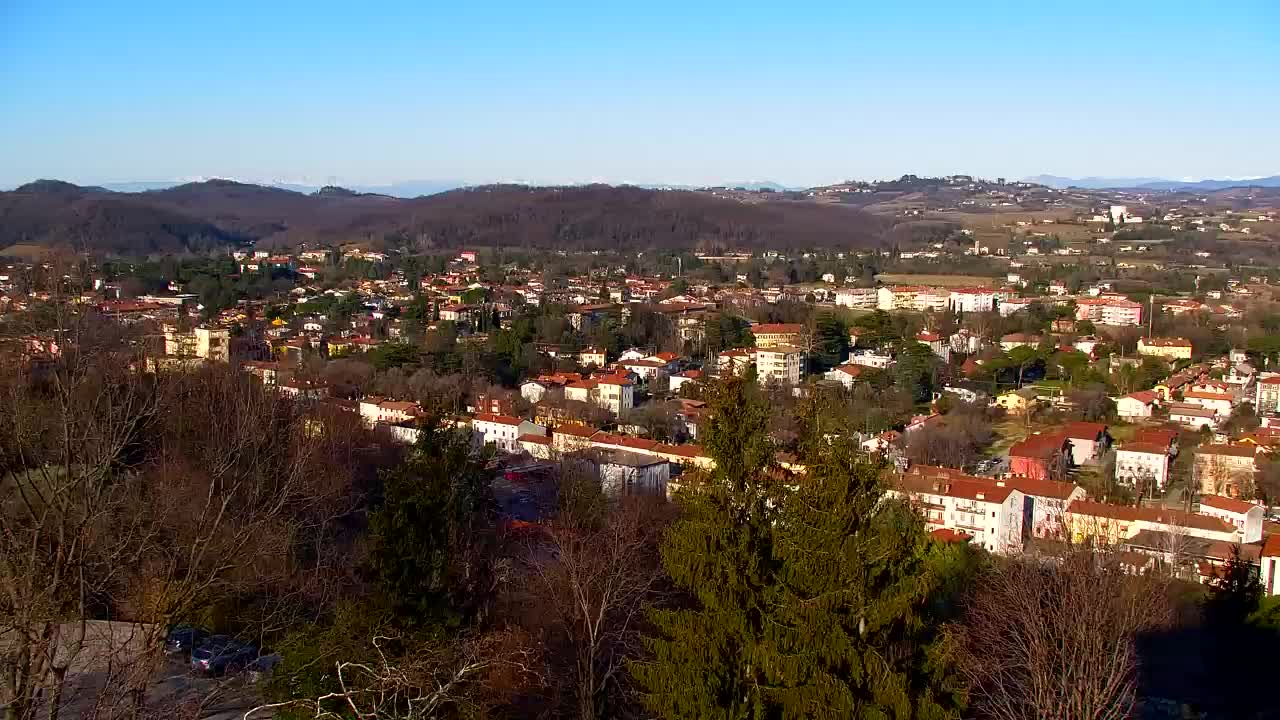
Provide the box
[873,273,995,287]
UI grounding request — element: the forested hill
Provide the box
[0,180,892,256]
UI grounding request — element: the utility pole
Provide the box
[1147,295,1154,339]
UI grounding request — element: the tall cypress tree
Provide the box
[632,377,782,719]
[763,427,963,719]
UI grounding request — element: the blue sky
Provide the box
[1,0,1277,188]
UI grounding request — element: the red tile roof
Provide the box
[553,423,597,438]
[752,323,804,335]
[517,433,552,446]
[1067,500,1236,534]
[1009,432,1069,459]
[1198,495,1260,516]
[474,412,522,426]
[1263,533,1280,558]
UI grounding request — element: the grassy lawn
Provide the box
[873,273,996,287]
[989,418,1031,455]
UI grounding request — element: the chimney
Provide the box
[996,481,1006,487]
[976,492,986,500]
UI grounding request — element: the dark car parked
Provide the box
[163,625,209,658]
[190,636,258,676]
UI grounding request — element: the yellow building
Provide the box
[1138,336,1193,360]
[995,388,1038,414]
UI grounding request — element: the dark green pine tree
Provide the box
[811,311,850,370]
[763,422,963,719]
[369,416,496,629]
[632,377,783,719]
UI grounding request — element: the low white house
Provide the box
[1116,391,1158,420]
[521,380,549,404]
[1263,535,1280,596]
[471,413,545,454]
[1196,495,1264,544]
[824,363,865,388]
[596,450,671,498]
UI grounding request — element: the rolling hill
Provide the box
[0,180,893,256]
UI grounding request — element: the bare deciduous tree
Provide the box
[521,471,670,720]
[953,552,1174,720]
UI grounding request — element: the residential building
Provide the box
[358,397,421,427]
[1168,403,1216,430]
[163,324,231,362]
[1065,500,1239,546]
[1000,333,1041,351]
[916,331,950,362]
[1138,337,1194,360]
[1114,442,1172,492]
[594,449,671,498]
[517,433,553,459]
[595,376,635,414]
[1116,391,1158,420]
[1196,495,1264,544]
[887,471,1026,554]
[949,287,996,313]
[1262,534,1280,596]
[471,413,529,453]
[995,388,1038,414]
[669,369,703,393]
[752,323,805,349]
[834,287,878,309]
[1061,421,1108,465]
[849,350,893,369]
[1194,444,1259,498]
[717,348,755,376]
[578,346,607,367]
[998,297,1033,317]
[905,465,1083,541]
[1256,375,1280,414]
[551,423,597,454]
[1008,432,1071,481]
[1075,297,1143,326]
[912,287,951,312]
[755,346,804,385]
[824,363,864,388]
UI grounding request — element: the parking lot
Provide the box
[2,621,267,719]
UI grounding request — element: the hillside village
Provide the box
[8,194,1280,602]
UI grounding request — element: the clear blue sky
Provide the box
[2,0,1277,188]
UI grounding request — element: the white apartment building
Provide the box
[1197,495,1264,544]
[565,376,635,415]
[912,288,951,312]
[1256,375,1280,414]
[888,472,1025,555]
[998,298,1033,317]
[163,325,231,362]
[471,413,524,453]
[755,347,804,385]
[358,397,421,427]
[949,288,996,313]
[596,377,635,414]
[849,350,893,369]
[1114,443,1172,492]
[1075,298,1143,327]
[835,287,878,309]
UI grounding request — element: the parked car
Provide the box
[163,625,209,658]
[190,636,258,676]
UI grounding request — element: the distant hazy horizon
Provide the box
[2,0,1277,188]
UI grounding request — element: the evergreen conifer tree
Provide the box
[763,425,963,719]
[632,377,782,718]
